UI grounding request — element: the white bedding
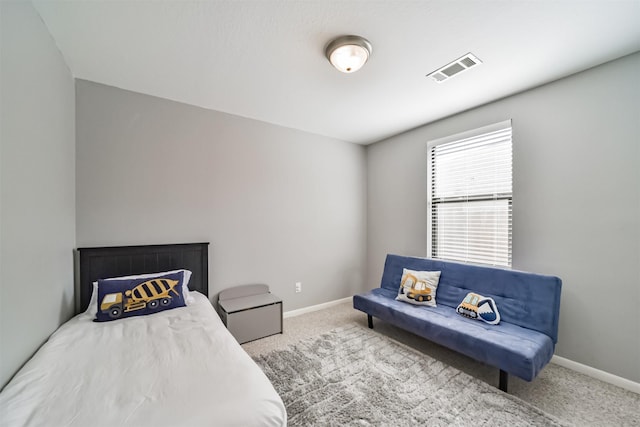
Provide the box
[0,292,286,427]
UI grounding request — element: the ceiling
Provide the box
[33,1,640,145]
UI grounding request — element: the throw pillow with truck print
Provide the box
[395,268,441,307]
[96,271,186,322]
[456,292,501,325]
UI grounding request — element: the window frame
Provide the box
[426,120,513,267]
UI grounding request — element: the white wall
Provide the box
[366,53,640,383]
[0,1,76,388]
[76,80,367,311]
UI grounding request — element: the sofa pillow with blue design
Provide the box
[95,271,186,322]
[456,292,501,325]
[395,268,441,307]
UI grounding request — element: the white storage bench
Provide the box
[218,284,283,344]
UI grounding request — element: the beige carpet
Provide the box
[243,301,640,426]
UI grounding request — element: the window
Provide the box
[427,120,512,267]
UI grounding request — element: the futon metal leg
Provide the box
[499,370,508,392]
[367,314,373,329]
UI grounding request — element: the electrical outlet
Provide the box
[295,282,302,293]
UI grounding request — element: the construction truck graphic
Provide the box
[457,293,481,319]
[100,278,180,319]
[456,292,501,324]
[400,273,432,302]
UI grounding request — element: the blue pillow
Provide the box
[96,272,186,322]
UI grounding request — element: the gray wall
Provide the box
[0,1,76,388]
[76,80,367,311]
[366,52,640,382]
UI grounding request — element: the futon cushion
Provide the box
[378,255,562,343]
[95,272,186,322]
[353,288,555,381]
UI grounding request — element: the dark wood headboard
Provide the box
[76,243,209,314]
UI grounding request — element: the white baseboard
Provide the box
[551,355,640,394]
[283,296,352,319]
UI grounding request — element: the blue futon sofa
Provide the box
[353,254,562,392]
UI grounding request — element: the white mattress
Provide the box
[0,292,286,427]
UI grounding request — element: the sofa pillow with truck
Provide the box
[457,292,501,325]
[395,268,441,307]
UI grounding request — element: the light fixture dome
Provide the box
[325,35,372,73]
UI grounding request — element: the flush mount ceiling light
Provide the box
[325,35,372,73]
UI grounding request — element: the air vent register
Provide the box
[427,53,482,82]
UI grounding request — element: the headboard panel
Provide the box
[77,243,209,314]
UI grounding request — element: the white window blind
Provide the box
[427,121,512,267]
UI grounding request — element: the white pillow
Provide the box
[84,269,194,317]
[395,268,441,307]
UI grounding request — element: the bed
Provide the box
[0,243,287,426]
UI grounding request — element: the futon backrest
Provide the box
[380,254,562,343]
